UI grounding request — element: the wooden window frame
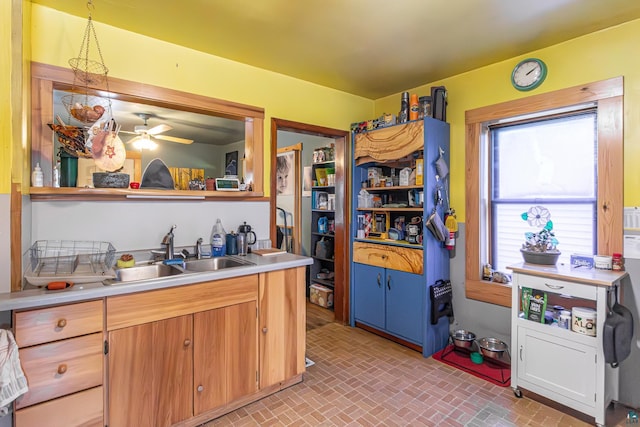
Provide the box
[465,77,624,307]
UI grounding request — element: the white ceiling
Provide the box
[31,0,640,99]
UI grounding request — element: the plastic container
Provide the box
[53,161,60,188]
[32,163,43,187]
[594,254,612,270]
[572,307,597,336]
[211,219,227,257]
[409,94,419,121]
[558,310,571,329]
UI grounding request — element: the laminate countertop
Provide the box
[1,252,312,311]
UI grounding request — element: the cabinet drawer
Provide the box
[16,333,103,409]
[15,386,103,427]
[14,300,103,347]
[106,275,258,330]
[353,242,423,274]
[514,274,597,301]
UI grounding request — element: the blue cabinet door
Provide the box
[353,263,385,329]
[385,269,424,345]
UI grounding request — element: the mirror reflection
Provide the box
[52,89,247,188]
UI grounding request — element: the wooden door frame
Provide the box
[270,118,350,324]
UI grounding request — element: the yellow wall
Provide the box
[375,19,640,222]
[28,5,374,191]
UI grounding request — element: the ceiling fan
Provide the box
[122,113,193,149]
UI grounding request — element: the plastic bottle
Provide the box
[612,253,624,271]
[53,161,61,188]
[211,219,227,257]
[409,94,419,121]
[32,163,43,187]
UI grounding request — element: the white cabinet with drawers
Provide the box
[509,264,627,427]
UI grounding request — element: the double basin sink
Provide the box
[103,257,254,285]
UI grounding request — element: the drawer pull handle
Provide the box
[377,273,382,288]
[183,339,191,347]
[387,275,391,290]
[519,346,523,361]
[197,385,204,392]
[57,364,67,375]
[544,283,564,290]
[56,319,67,328]
[262,327,268,333]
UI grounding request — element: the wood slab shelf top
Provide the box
[29,187,266,201]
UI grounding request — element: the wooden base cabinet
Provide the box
[108,315,193,427]
[510,264,626,427]
[106,276,259,427]
[14,300,104,427]
[259,267,306,389]
[193,302,258,415]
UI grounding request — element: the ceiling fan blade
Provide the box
[125,135,143,144]
[119,130,138,135]
[147,123,172,135]
[155,134,194,144]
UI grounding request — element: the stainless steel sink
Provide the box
[182,257,254,272]
[103,263,183,285]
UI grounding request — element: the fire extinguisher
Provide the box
[444,208,458,257]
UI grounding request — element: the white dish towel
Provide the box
[0,329,28,415]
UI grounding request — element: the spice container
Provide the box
[612,253,624,271]
[418,96,432,119]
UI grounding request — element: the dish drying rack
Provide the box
[24,240,116,287]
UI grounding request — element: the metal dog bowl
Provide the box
[477,337,508,359]
[452,330,476,349]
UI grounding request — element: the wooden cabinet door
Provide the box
[108,315,193,427]
[259,267,306,389]
[193,301,257,416]
[385,269,424,344]
[352,263,385,329]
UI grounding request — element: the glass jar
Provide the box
[612,253,624,271]
[418,96,432,119]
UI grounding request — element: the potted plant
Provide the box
[520,206,561,265]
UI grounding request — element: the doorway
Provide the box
[270,118,350,324]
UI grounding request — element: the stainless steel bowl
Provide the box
[477,337,508,359]
[452,330,476,349]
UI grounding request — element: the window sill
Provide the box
[465,279,511,308]
[29,187,266,201]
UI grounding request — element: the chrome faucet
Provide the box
[161,224,177,260]
[195,237,203,260]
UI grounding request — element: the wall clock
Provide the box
[511,58,547,91]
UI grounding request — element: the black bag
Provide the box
[603,289,634,367]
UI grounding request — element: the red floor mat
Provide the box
[432,344,511,387]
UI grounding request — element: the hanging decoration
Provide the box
[49,0,126,174]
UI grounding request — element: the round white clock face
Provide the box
[511,58,547,91]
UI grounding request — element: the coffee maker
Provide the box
[237,222,257,255]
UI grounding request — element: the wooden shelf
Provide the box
[29,187,266,201]
[312,209,335,213]
[363,185,422,191]
[311,278,335,288]
[356,207,422,212]
[353,237,423,249]
[311,232,335,238]
[311,255,334,263]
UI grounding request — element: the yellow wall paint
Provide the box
[29,5,374,192]
[0,1,12,194]
[375,20,640,222]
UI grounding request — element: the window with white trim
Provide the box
[486,108,598,272]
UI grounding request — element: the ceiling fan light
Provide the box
[133,134,157,150]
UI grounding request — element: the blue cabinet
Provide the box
[353,262,424,345]
[350,117,451,357]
